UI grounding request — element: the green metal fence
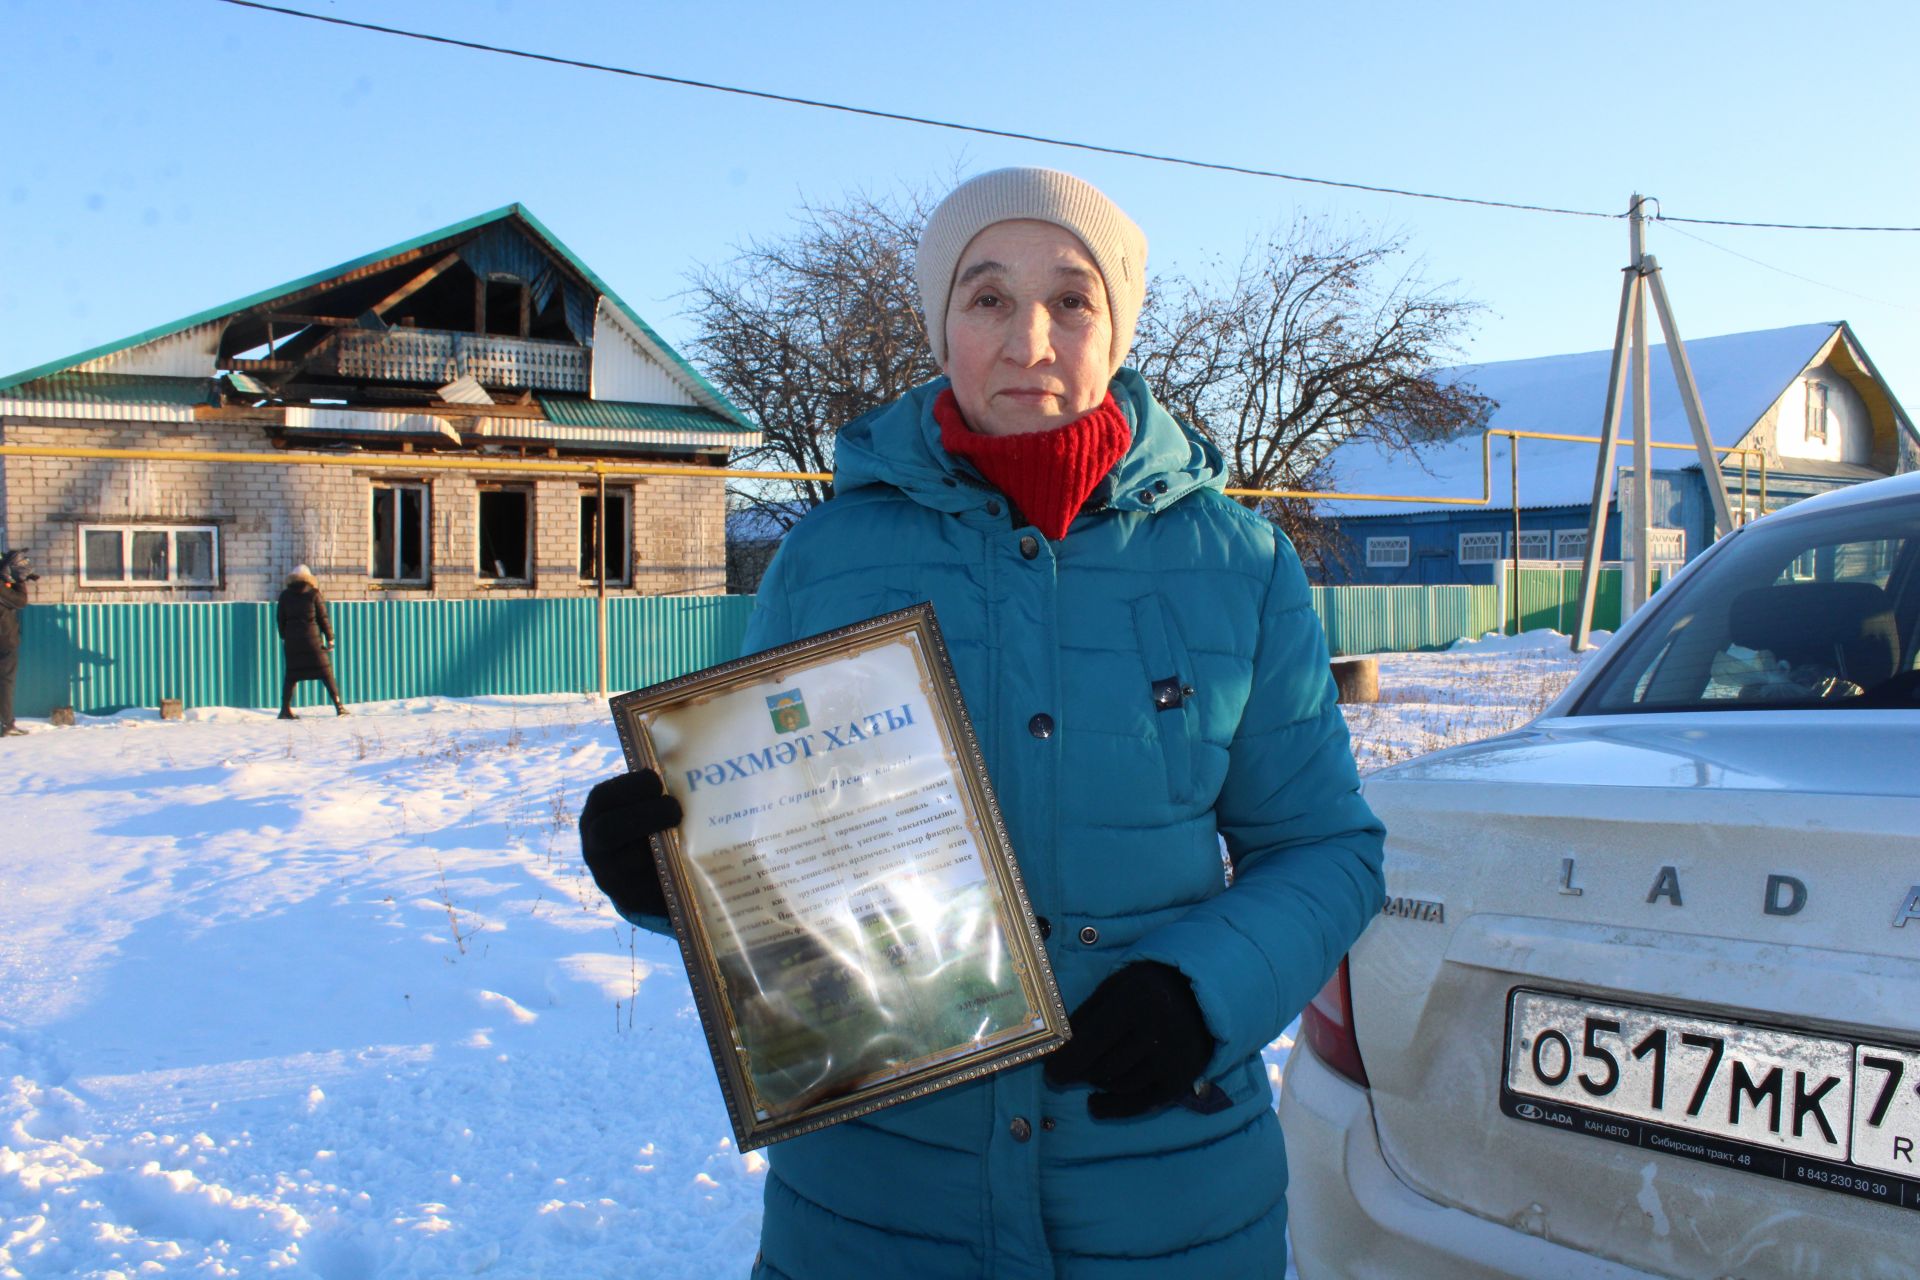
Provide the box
[1498,566,1629,642]
[1310,567,1628,657]
[15,595,757,717]
[13,574,1629,716]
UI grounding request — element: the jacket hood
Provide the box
[832,367,1226,518]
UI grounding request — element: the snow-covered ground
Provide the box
[0,633,1595,1278]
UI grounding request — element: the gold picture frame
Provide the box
[610,604,1068,1151]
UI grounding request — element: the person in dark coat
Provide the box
[276,565,347,719]
[0,549,29,737]
[578,169,1385,1278]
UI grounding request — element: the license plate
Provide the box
[1504,990,1920,1210]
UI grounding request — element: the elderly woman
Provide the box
[583,168,1384,1278]
[276,564,348,719]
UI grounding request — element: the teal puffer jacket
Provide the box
[731,370,1383,1278]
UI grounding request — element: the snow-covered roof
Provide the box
[1319,322,1842,518]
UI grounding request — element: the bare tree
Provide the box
[1133,221,1487,571]
[688,195,1482,585]
[684,190,941,567]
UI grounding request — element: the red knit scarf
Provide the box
[934,389,1131,541]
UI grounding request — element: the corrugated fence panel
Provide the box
[1498,568,1625,638]
[14,596,755,717]
[608,595,755,693]
[1310,585,1498,656]
[17,581,1634,717]
[330,598,607,703]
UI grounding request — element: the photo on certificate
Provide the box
[610,604,1069,1151]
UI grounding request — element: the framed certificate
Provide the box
[610,604,1069,1151]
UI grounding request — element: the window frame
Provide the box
[1553,528,1589,561]
[1805,379,1830,446]
[1458,531,1502,564]
[370,480,432,584]
[579,486,634,585]
[76,522,222,589]
[1365,536,1411,569]
[1509,529,1552,561]
[475,484,535,584]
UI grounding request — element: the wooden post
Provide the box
[1510,433,1522,636]
[367,252,461,321]
[1573,264,1639,651]
[1627,195,1653,619]
[1330,657,1379,704]
[1644,260,1735,540]
[596,465,609,700]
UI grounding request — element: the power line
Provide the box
[212,1,1920,234]
[1656,220,1911,313]
[214,0,1620,221]
[1660,213,1920,233]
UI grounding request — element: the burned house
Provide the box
[0,204,757,604]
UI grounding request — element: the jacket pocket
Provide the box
[1130,594,1196,806]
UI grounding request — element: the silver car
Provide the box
[1281,471,1920,1279]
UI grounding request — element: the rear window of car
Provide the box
[1573,494,1920,714]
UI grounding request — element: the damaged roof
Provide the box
[0,204,753,434]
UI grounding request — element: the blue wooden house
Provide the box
[1314,321,1918,585]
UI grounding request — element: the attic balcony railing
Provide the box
[292,327,590,392]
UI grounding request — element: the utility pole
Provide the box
[1626,196,1653,618]
[1572,195,1737,650]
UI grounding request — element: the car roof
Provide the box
[1764,469,1920,521]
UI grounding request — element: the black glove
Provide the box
[579,769,682,920]
[1044,961,1216,1119]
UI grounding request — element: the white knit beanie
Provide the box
[916,168,1148,375]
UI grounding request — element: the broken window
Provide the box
[483,276,530,338]
[477,487,532,582]
[579,489,632,584]
[371,482,429,582]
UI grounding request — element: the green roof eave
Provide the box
[3,372,219,407]
[536,395,752,435]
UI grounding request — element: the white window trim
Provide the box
[1649,528,1687,561]
[370,481,431,584]
[1508,529,1552,561]
[1553,528,1589,560]
[1458,531,1502,564]
[77,523,221,588]
[1365,536,1410,569]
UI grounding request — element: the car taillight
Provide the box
[1301,958,1369,1088]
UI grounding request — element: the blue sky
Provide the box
[5,0,1918,426]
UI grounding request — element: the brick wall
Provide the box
[0,414,729,603]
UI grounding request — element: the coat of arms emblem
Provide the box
[766,689,809,734]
